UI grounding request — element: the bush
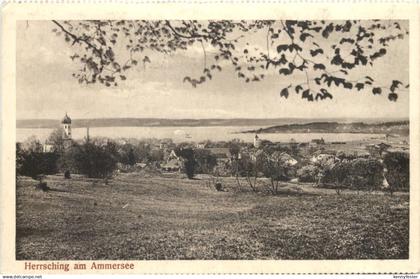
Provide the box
[383,152,409,192]
[67,141,118,179]
[319,158,383,193]
[348,158,383,191]
[18,150,59,179]
[118,144,138,166]
[297,165,319,183]
[64,170,71,179]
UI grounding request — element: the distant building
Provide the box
[42,140,54,153]
[62,113,72,139]
[196,142,207,149]
[365,142,391,157]
[61,113,72,149]
[161,150,184,172]
[253,134,261,148]
[311,138,325,145]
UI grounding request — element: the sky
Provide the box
[16,20,409,120]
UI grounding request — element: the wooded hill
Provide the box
[244,120,409,135]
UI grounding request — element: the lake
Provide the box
[16,126,386,143]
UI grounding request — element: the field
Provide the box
[16,173,409,260]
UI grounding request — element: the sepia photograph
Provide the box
[14,18,411,262]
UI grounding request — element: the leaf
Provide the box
[331,55,343,65]
[372,87,382,95]
[280,88,289,98]
[279,54,288,64]
[315,93,323,101]
[310,49,324,57]
[320,88,333,99]
[388,93,398,101]
[279,68,290,75]
[332,77,345,87]
[295,85,303,93]
[276,44,289,53]
[365,76,374,82]
[299,32,313,42]
[339,38,355,44]
[183,76,192,83]
[391,80,403,92]
[343,82,353,89]
[291,43,303,52]
[355,83,364,91]
[302,89,312,101]
[322,23,334,38]
[119,75,126,80]
[143,56,151,63]
[313,64,326,71]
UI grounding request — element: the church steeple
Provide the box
[61,112,72,139]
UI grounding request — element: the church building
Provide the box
[62,113,73,149]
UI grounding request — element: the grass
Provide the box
[16,172,409,260]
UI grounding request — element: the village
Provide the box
[14,114,410,260]
[18,113,409,194]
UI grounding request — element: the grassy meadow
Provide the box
[16,173,409,260]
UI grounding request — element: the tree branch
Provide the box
[52,20,103,59]
[165,20,205,40]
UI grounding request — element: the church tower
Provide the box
[253,134,261,148]
[61,113,72,139]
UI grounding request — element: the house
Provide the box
[42,140,54,153]
[161,159,183,172]
[135,163,147,168]
[365,142,391,157]
[161,150,184,172]
[310,138,325,145]
[196,142,207,149]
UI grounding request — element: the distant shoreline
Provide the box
[16,118,409,129]
[242,120,409,135]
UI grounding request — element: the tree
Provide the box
[22,136,43,153]
[329,161,349,195]
[17,151,59,181]
[176,147,195,179]
[52,20,408,101]
[69,141,118,179]
[118,144,138,165]
[16,143,25,178]
[297,164,319,183]
[194,149,217,174]
[262,152,290,195]
[47,127,66,153]
[383,151,409,193]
